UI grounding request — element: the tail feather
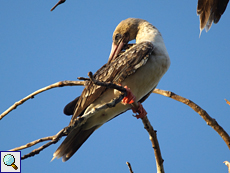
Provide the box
[53,126,97,162]
[197,0,229,34]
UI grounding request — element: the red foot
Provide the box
[120,85,147,119]
[132,102,147,119]
[122,86,136,105]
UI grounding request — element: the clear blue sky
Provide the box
[1,1,230,173]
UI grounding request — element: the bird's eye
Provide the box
[115,33,122,41]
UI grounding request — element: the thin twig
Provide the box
[87,71,127,93]
[153,89,230,150]
[50,0,66,11]
[9,136,54,151]
[21,128,66,160]
[125,101,164,172]
[224,161,230,173]
[225,99,230,106]
[126,162,134,173]
[0,81,84,120]
[141,116,164,173]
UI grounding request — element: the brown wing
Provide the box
[70,41,154,124]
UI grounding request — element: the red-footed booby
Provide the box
[53,18,170,162]
[197,0,229,35]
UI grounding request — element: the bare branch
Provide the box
[87,71,127,93]
[4,77,229,169]
[225,99,230,106]
[50,0,66,11]
[9,136,54,151]
[0,80,84,120]
[126,162,134,173]
[21,128,66,160]
[128,101,164,172]
[224,161,230,173]
[141,115,164,173]
[113,93,164,172]
[153,89,230,150]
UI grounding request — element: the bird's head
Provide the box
[108,18,145,63]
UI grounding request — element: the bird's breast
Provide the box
[121,53,170,101]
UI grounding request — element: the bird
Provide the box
[197,0,229,35]
[52,18,170,162]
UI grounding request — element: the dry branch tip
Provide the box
[50,0,66,11]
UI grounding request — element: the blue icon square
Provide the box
[0,151,21,173]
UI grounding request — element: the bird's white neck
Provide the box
[136,21,168,57]
[136,21,161,44]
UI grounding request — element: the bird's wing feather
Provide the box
[197,0,229,32]
[70,41,154,124]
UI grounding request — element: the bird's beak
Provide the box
[108,39,125,63]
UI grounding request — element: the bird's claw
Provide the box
[122,86,136,104]
[132,102,147,119]
[120,85,147,119]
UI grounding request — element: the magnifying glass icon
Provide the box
[3,154,18,170]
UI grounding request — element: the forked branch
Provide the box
[153,89,230,150]
[2,78,229,173]
[0,81,84,120]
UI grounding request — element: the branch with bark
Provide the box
[0,80,84,120]
[2,80,229,150]
[51,0,66,11]
[4,72,164,172]
[126,162,134,173]
[1,76,230,172]
[153,89,230,149]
